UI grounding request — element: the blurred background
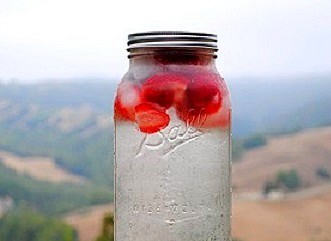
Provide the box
[0,0,330,241]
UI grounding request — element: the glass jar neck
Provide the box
[128,48,217,66]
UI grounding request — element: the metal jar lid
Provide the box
[127,31,218,50]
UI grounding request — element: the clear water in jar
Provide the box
[115,108,231,241]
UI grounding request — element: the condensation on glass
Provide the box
[114,31,231,241]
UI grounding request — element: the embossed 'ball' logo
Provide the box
[135,110,208,157]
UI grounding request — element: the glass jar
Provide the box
[114,31,231,241]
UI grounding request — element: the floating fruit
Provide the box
[135,102,170,134]
[141,73,189,109]
[176,72,230,128]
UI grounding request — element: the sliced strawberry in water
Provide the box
[141,73,190,109]
[114,82,141,121]
[135,103,170,134]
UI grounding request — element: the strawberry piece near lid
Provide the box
[141,73,190,109]
[135,103,170,134]
[154,54,211,66]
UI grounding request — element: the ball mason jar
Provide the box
[114,31,231,241]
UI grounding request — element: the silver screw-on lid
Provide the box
[127,31,218,50]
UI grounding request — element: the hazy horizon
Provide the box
[1,72,330,85]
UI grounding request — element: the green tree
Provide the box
[242,135,267,150]
[277,169,301,190]
[0,162,112,215]
[96,212,114,241]
[0,208,77,241]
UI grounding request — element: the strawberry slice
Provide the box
[141,73,190,109]
[135,103,170,134]
[114,82,141,121]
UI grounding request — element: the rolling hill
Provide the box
[0,151,86,184]
[229,75,331,136]
[233,126,331,193]
[233,187,331,241]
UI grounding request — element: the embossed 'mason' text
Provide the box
[132,202,210,215]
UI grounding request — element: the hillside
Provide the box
[233,187,331,241]
[229,75,331,136]
[0,161,112,215]
[63,187,331,241]
[64,204,114,241]
[0,151,86,184]
[0,81,116,112]
[0,99,113,187]
[233,126,331,193]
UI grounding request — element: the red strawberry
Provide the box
[177,72,230,128]
[141,73,189,109]
[154,53,210,66]
[177,95,231,129]
[114,82,141,121]
[135,103,170,134]
[187,72,223,114]
[201,96,231,128]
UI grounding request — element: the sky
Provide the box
[0,0,330,82]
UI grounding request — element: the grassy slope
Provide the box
[233,188,331,241]
[233,126,331,192]
[0,162,112,215]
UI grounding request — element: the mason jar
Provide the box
[114,31,231,241]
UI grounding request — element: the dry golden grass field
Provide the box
[63,188,331,241]
[233,127,331,192]
[0,151,86,184]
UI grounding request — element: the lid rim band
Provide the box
[127,31,218,51]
